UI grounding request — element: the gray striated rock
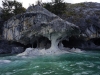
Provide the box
[61,2,100,39]
[3,5,79,50]
[0,7,2,16]
[0,40,25,54]
[58,2,100,49]
[0,7,3,36]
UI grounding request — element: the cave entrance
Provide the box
[25,36,51,49]
[62,40,70,48]
[25,41,37,48]
[37,36,51,49]
[61,36,84,48]
[90,38,100,46]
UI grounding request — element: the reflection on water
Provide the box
[0,51,100,75]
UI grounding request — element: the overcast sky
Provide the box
[0,0,100,8]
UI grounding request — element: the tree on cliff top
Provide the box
[52,0,64,3]
[36,0,42,5]
[1,0,26,21]
[43,0,66,15]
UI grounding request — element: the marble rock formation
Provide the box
[3,5,79,51]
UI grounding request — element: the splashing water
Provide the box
[0,51,100,75]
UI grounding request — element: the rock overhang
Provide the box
[3,5,80,46]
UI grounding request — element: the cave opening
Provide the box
[11,36,51,50]
[10,37,100,51]
[25,41,37,48]
[62,40,69,48]
[90,38,100,46]
[61,36,84,48]
[23,36,51,49]
[32,42,37,48]
[37,36,51,49]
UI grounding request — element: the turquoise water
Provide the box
[0,51,100,75]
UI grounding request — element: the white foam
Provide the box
[70,48,83,53]
[17,47,83,56]
[0,60,11,64]
[17,48,69,56]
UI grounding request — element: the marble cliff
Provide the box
[3,5,79,52]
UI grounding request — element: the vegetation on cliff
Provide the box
[1,0,26,21]
[43,0,66,16]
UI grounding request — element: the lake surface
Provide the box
[0,51,100,75]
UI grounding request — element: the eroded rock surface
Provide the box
[61,2,100,39]
[3,5,79,51]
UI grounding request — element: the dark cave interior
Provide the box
[90,38,100,46]
[9,36,100,50]
[61,36,84,48]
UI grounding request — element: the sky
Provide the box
[0,0,100,8]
